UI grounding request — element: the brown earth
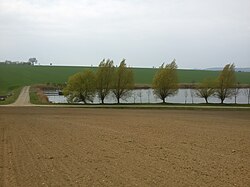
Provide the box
[0,107,249,187]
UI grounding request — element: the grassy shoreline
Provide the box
[0,87,22,105]
[29,85,50,105]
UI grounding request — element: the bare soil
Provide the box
[0,107,249,187]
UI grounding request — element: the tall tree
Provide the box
[112,59,134,104]
[214,63,236,104]
[28,58,37,65]
[195,78,216,104]
[152,60,178,103]
[96,59,115,104]
[63,70,96,104]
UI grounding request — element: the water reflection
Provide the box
[46,89,249,104]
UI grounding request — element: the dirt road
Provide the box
[0,107,249,186]
[9,86,32,106]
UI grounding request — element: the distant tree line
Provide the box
[63,59,249,104]
[0,58,37,65]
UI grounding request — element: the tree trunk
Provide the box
[117,97,120,104]
[221,98,224,104]
[101,95,105,104]
[219,94,225,104]
[80,94,86,104]
[163,98,166,103]
[205,97,208,104]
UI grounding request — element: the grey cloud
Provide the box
[0,0,249,68]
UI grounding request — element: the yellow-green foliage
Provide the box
[215,63,236,103]
[112,59,134,104]
[195,78,216,103]
[96,59,115,104]
[64,70,96,104]
[153,60,178,103]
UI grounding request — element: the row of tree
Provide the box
[195,64,240,104]
[153,62,246,104]
[64,59,246,104]
[64,59,134,104]
[0,58,38,65]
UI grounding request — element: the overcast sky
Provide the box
[0,0,249,68]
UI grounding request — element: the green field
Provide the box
[0,64,250,93]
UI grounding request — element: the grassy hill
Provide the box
[1,64,250,93]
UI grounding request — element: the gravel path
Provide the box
[9,86,32,106]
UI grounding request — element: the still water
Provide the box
[46,89,249,104]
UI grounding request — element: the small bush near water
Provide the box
[30,85,49,104]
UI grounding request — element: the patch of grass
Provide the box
[0,64,96,93]
[29,85,50,105]
[0,87,22,105]
[1,64,250,93]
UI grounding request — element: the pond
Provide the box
[45,89,250,104]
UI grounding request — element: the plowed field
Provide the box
[0,107,249,186]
